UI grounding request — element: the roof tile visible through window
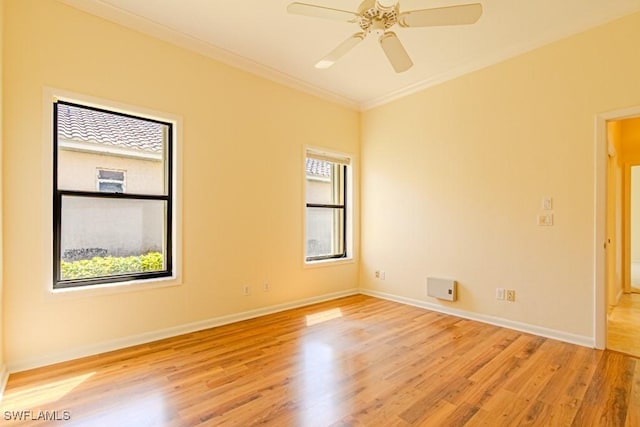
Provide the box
[306,158,331,178]
[57,103,164,153]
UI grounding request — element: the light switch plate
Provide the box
[537,213,553,226]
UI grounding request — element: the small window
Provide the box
[305,150,349,262]
[97,168,126,193]
[54,101,173,289]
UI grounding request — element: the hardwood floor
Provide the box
[2,294,639,426]
[608,293,640,357]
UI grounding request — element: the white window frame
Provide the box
[42,87,182,295]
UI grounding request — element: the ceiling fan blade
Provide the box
[315,33,366,69]
[398,3,482,28]
[379,32,413,73]
[287,2,358,23]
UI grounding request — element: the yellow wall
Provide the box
[361,11,640,337]
[0,0,5,374]
[3,0,359,368]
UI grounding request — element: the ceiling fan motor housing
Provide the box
[358,0,399,34]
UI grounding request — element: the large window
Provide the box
[53,101,173,289]
[305,150,349,262]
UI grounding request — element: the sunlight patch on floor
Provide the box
[1,372,95,410]
[305,308,343,326]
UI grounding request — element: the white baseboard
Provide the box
[7,288,359,373]
[0,364,9,401]
[7,286,595,373]
[360,289,595,348]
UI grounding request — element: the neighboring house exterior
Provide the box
[305,158,339,258]
[57,103,166,260]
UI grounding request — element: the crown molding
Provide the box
[59,0,360,111]
[360,6,640,110]
[59,1,640,113]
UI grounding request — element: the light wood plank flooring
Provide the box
[608,293,640,357]
[2,295,639,426]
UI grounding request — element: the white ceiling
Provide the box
[62,0,640,110]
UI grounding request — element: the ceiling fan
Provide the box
[287,0,482,73]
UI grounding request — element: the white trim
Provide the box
[306,150,351,166]
[58,0,358,111]
[47,275,181,300]
[595,113,608,349]
[594,105,640,350]
[360,289,595,348]
[7,289,359,373]
[303,257,356,269]
[0,364,8,401]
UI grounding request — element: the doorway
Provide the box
[605,115,640,357]
[630,165,640,292]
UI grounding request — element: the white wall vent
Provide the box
[427,277,457,301]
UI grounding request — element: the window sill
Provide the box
[304,257,355,269]
[48,275,181,299]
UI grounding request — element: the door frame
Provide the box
[595,105,640,349]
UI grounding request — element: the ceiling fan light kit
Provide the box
[287,0,483,73]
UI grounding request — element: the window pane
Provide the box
[306,207,345,258]
[305,160,344,205]
[56,103,168,195]
[98,169,124,180]
[98,182,124,193]
[60,196,167,281]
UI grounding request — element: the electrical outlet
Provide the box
[243,285,250,296]
[263,283,270,292]
[375,270,380,279]
[496,288,505,300]
[506,290,516,302]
